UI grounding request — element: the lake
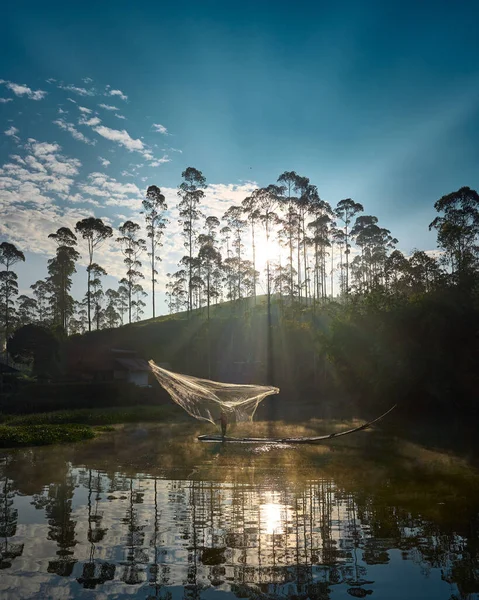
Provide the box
[1,421,478,599]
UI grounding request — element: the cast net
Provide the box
[149,360,280,424]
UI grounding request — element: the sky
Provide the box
[1,0,479,317]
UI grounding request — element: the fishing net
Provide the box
[149,360,280,425]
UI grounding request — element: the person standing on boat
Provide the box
[220,411,228,439]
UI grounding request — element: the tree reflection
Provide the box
[0,465,23,570]
[77,469,115,589]
[31,469,78,577]
[2,435,479,599]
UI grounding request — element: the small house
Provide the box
[68,346,152,387]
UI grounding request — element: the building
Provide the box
[68,346,152,387]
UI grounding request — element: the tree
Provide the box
[242,195,261,302]
[335,199,364,296]
[408,250,441,293]
[296,180,315,301]
[31,280,51,324]
[177,167,206,314]
[0,242,25,353]
[198,217,222,322]
[429,186,479,280]
[7,324,59,376]
[104,289,121,328]
[16,295,38,328]
[223,206,247,300]
[47,228,79,332]
[87,263,107,330]
[277,172,303,300]
[117,221,146,324]
[253,185,281,385]
[142,185,168,319]
[75,217,113,332]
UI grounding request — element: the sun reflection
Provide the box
[259,493,289,535]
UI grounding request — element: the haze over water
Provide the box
[1,422,478,599]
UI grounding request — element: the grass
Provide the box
[0,423,95,447]
[0,404,185,448]
[0,404,183,427]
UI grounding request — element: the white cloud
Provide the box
[0,97,13,103]
[107,88,128,101]
[115,113,126,119]
[79,115,101,127]
[149,155,171,166]
[79,172,142,210]
[82,77,93,84]
[4,126,19,141]
[58,107,67,114]
[92,124,145,153]
[53,119,96,145]
[98,103,119,111]
[67,97,77,103]
[59,83,95,96]
[1,81,47,100]
[78,106,92,114]
[98,157,111,167]
[152,123,168,134]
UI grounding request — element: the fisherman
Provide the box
[220,411,228,439]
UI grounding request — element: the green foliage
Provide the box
[0,404,182,426]
[7,324,60,376]
[0,423,95,447]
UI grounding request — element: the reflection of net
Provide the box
[149,360,280,425]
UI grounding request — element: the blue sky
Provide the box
[1,0,479,316]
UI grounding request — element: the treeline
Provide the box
[1,168,479,363]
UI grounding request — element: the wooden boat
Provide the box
[198,404,396,444]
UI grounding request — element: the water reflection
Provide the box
[0,425,478,599]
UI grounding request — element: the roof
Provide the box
[114,358,151,372]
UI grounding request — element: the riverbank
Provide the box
[0,404,185,447]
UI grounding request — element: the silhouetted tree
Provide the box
[242,195,261,301]
[117,221,146,324]
[47,228,79,331]
[429,186,479,281]
[177,167,206,314]
[7,324,59,376]
[142,185,168,319]
[0,242,25,352]
[335,199,364,295]
[75,217,113,332]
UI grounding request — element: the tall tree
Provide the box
[16,295,38,328]
[142,185,168,319]
[104,289,121,328]
[198,217,222,322]
[0,242,25,353]
[277,172,302,300]
[31,280,51,323]
[429,186,479,280]
[223,206,247,300]
[253,185,281,385]
[75,217,113,332]
[47,228,79,331]
[177,167,206,314]
[335,199,364,296]
[242,195,261,302]
[87,263,107,330]
[117,221,146,324]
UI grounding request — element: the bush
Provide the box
[0,424,95,447]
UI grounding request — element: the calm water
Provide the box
[1,422,479,599]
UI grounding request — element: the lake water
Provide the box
[1,422,478,599]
